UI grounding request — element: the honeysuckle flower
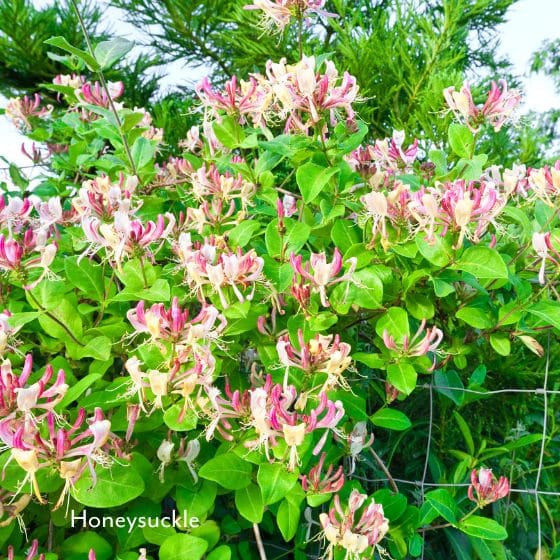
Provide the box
[347,421,374,474]
[384,381,400,404]
[21,142,44,165]
[5,94,52,130]
[191,164,256,208]
[0,196,34,233]
[0,492,30,529]
[197,75,271,127]
[81,211,174,268]
[179,125,204,153]
[468,468,510,507]
[276,329,352,390]
[532,232,560,285]
[244,0,335,32]
[369,130,419,173]
[76,80,124,108]
[175,235,264,308]
[319,490,389,559]
[0,355,68,420]
[0,310,21,355]
[156,439,175,482]
[127,297,226,347]
[7,537,44,560]
[382,319,443,366]
[176,438,201,483]
[74,173,138,219]
[438,179,505,248]
[290,248,357,308]
[53,73,85,89]
[444,80,520,133]
[269,385,344,470]
[527,161,560,207]
[300,452,344,494]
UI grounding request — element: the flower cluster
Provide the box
[277,329,352,390]
[198,55,359,134]
[320,489,389,559]
[244,0,335,32]
[347,130,419,179]
[290,248,356,308]
[174,233,264,308]
[300,451,344,494]
[5,94,52,131]
[0,196,63,289]
[206,375,344,471]
[444,80,520,132]
[468,468,510,507]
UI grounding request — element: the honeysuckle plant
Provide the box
[0,10,558,560]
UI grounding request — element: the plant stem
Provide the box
[370,448,399,493]
[69,0,138,178]
[27,290,85,347]
[253,523,268,560]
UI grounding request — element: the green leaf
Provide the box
[350,267,383,309]
[77,336,112,361]
[416,235,453,267]
[234,483,264,523]
[456,307,495,329]
[331,220,361,253]
[277,498,301,541]
[64,257,105,300]
[176,481,217,520]
[159,534,208,560]
[228,221,261,248]
[163,404,198,431]
[376,307,410,343]
[61,532,112,560]
[458,516,508,541]
[44,36,99,70]
[257,463,299,505]
[386,363,417,395]
[425,489,459,524]
[453,411,475,455]
[262,257,293,291]
[71,463,145,507]
[199,454,252,490]
[94,38,134,69]
[448,124,474,159]
[213,116,246,149]
[265,218,310,258]
[296,162,339,203]
[56,373,102,410]
[489,333,511,356]
[207,546,232,560]
[370,408,412,431]
[330,390,368,420]
[131,136,155,170]
[453,247,508,280]
[527,301,560,330]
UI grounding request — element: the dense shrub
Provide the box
[0,2,558,559]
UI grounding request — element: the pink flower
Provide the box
[0,354,68,419]
[127,297,226,345]
[382,319,443,368]
[244,0,335,32]
[290,248,356,307]
[5,94,52,130]
[527,160,560,207]
[300,451,344,494]
[276,329,352,390]
[77,80,124,108]
[532,232,560,285]
[468,468,510,507]
[319,489,389,558]
[444,80,520,133]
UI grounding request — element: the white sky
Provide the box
[1,0,559,168]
